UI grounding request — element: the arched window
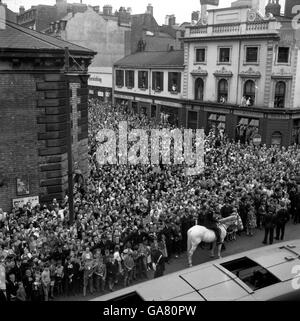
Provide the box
[243,80,255,106]
[271,131,282,146]
[274,81,286,108]
[195,78,204,101]
[218,79,228,103]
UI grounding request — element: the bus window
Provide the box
[107,291,144,302]
[221,257,280,291]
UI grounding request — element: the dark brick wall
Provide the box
[0,69,90,212]
[0,73,41,211]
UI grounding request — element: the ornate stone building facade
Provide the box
[112,4,300,147]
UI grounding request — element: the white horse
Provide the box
[187,215,243,267]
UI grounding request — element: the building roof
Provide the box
[0,19,96,56]
[114,50,184,68]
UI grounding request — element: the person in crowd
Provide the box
[41,263,51,301]
[262,199,277,245]
[106,253,119,292]
[6,273,18,301]
[151,242,165,278]
[275,201,290,241]
[246,203,257,236]
[16,281,26,301]
[94,255,106,293]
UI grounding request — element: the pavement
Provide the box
[55,221,300,301]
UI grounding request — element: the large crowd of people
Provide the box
[1,99,300,302]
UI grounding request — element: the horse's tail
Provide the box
[187,228,192,254]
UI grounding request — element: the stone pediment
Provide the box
[239,67,261,78]
[271,68,293,79]
[191,66,208,76]
[213,67,233,78]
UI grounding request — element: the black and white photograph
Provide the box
[0,0,300,310]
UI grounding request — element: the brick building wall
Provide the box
[0,60,92,212]
[0,73,41,211]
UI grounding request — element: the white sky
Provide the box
[4,0,286,25]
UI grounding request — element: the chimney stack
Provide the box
[168,14,176,26]
[19,6,25,14]
[103,4,112,16]
[146,3,153,16]
[265,0,281,17]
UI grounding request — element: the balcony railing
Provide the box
[246,21,269,31]
[186,20,278,38]
[212,23,240,34]
[190,26,208,35]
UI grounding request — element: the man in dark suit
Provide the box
[275,201,290,241]
[6,273,18,301]
[151,242,165,278]
[203,209,221,245]
[263,199,277,245]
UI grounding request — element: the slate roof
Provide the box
[0,19,96,56]
[114,50,184,68]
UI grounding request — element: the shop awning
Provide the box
[208,114,217,121]
[249,119,259,127]
[239,118,249,125]
[217,115,226,122]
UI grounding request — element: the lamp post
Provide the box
[64,47,75,225]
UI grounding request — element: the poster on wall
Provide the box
[16,175,30,196]
[12,195,39,209]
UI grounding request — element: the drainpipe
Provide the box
[236,39,242,105]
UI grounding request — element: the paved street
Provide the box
[57,222,300,301]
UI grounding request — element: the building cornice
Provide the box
[183,33,280,42]
[114,64,184,69]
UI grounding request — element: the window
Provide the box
[221,257,280,291]
[168,72,181,93]
[138,71,148,89]
[116,69,124,87]
[195,48,206,63]
[243,80,256,106]
[246,47,258,63]
[271,132,282,146]
[236,117,259,144]
[151,104,157,118]
[207,113,226,133]
[152,72,164,91]
[277,47,289,63]
[195,78,204,101]
[217,79,228,103]
[219,47,231,63]
[160,105,179,126]
[132,102,138,114]
[187,110,198,129]
[107,291,144,302]
[292,120,300,145]
[274,81,286,108]
[125,70,134,88]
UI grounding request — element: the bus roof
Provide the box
[92,240,300,301]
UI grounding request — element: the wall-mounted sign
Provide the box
[12,195,39,209]
[16,176,30,196]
